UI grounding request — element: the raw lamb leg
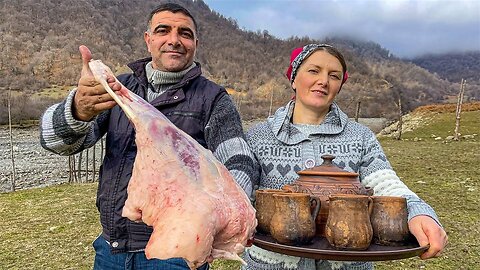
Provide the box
[89,60,257,269]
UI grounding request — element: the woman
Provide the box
[244,44,447,270]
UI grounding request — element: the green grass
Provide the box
[374,110,480,269]
[1,111,478,269]
[0,184,99,269]
[399,111,479,140]
[35,85,73,99]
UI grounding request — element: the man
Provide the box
[40,3,257,269]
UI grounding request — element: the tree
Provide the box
[382,77,405,140]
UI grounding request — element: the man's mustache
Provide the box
[162,46,186,54]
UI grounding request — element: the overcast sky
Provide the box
[203,0,480,58]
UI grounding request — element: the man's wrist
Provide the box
[65,89,92,132]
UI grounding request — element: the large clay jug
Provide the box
[283,154,372,236]
[269,193,321,245]
[325,194,373,250]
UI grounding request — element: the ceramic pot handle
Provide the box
[310,196,321,221]
[367,196,373,216]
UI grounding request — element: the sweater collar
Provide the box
[268,100,349,144]
[145,62,196,88]
[127,57,202,88]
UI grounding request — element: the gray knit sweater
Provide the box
[243,100,440,270]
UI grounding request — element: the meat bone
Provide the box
[88,60,257,269]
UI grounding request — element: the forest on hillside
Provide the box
[411,51,480,84]
[0,0,479,124]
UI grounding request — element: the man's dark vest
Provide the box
[97,58,226,252]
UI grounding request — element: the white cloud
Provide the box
[205,0,480,57]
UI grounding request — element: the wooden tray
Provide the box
[253,234,428,261]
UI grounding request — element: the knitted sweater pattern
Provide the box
[247,101,391,189]
[244,101,439,270]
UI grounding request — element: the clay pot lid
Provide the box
[297,154,359,177]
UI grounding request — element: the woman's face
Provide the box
[292,50,344,114]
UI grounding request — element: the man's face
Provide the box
[144,11,198,72]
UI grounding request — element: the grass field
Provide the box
[34,85,74,99]
[0,110,478,269]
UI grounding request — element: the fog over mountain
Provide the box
[205,0,480,58]
[0,0,478,124]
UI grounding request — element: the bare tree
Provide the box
[382,78,404,140]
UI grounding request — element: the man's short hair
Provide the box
[147,2,198,35]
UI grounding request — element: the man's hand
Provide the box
[72,45,118,121]
[408,215,448,259]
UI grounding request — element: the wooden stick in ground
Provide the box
[93,143,96,182]
[454,79,466,141]
[8,88,16,191]
[455,79,464,120]
[100,137,104,164]
[68,156,73,183]
[85,148,89,183]
[355,101,361,122]
[396,94,403,140]
[72,154,77,182]
[77,152,82,183]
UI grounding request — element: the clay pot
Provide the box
[254,189,290,234]
[325,194,373,250]
[269,193,321,245]
[370,196,411,246]
[283,154,372,236]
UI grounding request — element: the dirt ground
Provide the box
[0,126,71,192]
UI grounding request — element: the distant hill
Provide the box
[411,52,480,84]
[1,0,479,123]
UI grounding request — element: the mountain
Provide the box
[410,51,480,84]
[1,0,479,123]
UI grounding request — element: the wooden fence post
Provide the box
[100,137,105,164]
[77,152,82,182]
[72,155,77,182]
[85,148,89,183]
[355,101,361,122]
[92,143,96,182]
[67,139,105,184]
[454,79,466,141]
[8,88,16,191]
[68,156,73,183]
[395,94,403,140]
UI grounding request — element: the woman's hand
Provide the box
[408,215,448,259]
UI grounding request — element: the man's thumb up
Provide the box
[79,45,93,77]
